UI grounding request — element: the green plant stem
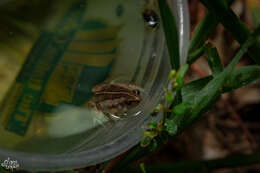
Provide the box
[187,45,205,64]
[188,12,218,54]
[127,153,260,173]
[200,0,260,64]
[158,0,182,111]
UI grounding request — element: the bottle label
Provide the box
[1,1,120,136]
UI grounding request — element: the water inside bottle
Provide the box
[0,0,160,153]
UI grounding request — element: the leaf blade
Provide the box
[158,0,180,69]
[205,43,223,76]
[187,26,260,124]
[200,0,260,64]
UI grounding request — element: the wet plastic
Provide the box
[0,0,189,171]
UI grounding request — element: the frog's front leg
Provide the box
[88,101,120,121]
[97,103,121,121]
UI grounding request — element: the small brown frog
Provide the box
[88,82,142,120]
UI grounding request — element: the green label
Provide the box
[4,1,86,136]
[3,0,122,136]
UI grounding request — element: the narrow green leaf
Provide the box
[187,26,260,124]
[188,13,218,54]
[183,65,260,102]
[205,43,223,76]
[157,0,182,106]
[200,0,260,64]
[223,65,260,92]
[182,76,213,103]
[172,102,191,116]
[188,0,234,63]
[158,0,180,69]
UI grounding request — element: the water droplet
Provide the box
[143,10,160,29]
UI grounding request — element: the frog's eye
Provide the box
[125,100,132,105]
[132,89,140,95]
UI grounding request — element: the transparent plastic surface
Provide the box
[0,0,189,171]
